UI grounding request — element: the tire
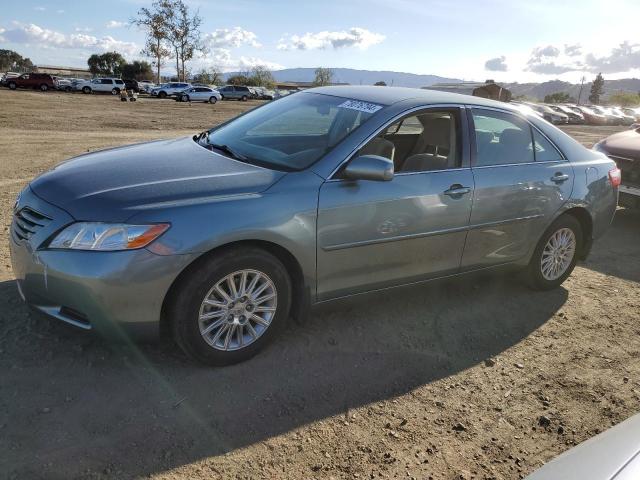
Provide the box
[181,94,189,102]
[111,88,120,95]
[40,84,49,91]
[65,86,72,92]
[82,86,91,94]
[241,95,248,101]
[158,91,167,99]
[8,82,16,90]
[209,96,217,104]
[526,214,582,291]
[169,247,292,366]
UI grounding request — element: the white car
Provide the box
[175,86,222,104]
[75,78,125,95]
[137,80,155,94]
[151,82,191,98]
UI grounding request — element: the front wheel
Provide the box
[526,215,582,290]
[181,94,189,102]
[82,86,91,94]
[111,88,120,95]
[158,91,167,99]
[209,96,217,104]
[169,248,292,366]
[241,95,248,101]
[40,84,49,91]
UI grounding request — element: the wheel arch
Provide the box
[561,206,593,259]
[159,239,309,338]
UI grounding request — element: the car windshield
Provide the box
[203,92,384,171]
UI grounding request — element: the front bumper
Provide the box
[9,187,196,340]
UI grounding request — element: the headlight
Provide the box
[49,223,170,251]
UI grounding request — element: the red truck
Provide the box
[5,73,56,91]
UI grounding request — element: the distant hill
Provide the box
[224,67,460,88]
[505,78,640,102]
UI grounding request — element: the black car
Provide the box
[123,79,139,92]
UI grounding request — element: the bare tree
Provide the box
[165,0,204,81]
[249,66,275,87]
[313,67,333,86]
[132,0,172,84]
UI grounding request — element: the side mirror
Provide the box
[342,155,394,182]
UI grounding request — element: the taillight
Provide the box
[608,167,621,188]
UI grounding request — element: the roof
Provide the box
[304,85,516,110]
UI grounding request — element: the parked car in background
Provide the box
[622,107,640,122]
[218,85,252,101]
[137,80,155,94]
[572,106,608,125]
[10,86,619,366]
[5,73,56,91]
[526,103,569,124]
[525,414,640,480]
[174,86,222,104]
[590,106,623,125]
[1,71,21,86]
[509,102,544,119]
[549,105,584,124]
[150,82,191,98]
[594,125,640,209]
[75,78,126,95]
[609,107,636,126]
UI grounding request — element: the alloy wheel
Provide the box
[540,228,576,281]
[198,269,277,351]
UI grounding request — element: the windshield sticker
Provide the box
[338,100,383,114]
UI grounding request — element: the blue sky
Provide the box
[1,0,640,82]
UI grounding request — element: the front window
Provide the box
[202,92,384,171]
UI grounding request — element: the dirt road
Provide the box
[1,89,639,480]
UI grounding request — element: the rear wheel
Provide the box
[209,96,217,104]
[170,247,292,366]
[8,82,16,90]
[111,88,120,95]
[241,95,248,101]
[40,84,49,91]
[526,215,582,290]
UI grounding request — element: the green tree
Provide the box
[121,60,153,80]
[544,92,574,104]
[608,91,640,107]
[0,49,34,72]
[589,73,605,105]
[313,67,333,86]
[132,0,172,84]
[226,74,249,85]
[248,65,275,87]
[164,0,204,81]
[87,52,126,76]
[193,66,223,85]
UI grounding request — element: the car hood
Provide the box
[525,414,640,480]
[30,136,286,222]
[600,128,640,160]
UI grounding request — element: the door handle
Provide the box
[444,184,471,196]
[551,173,570,183]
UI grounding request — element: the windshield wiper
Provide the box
[208,142,249,161]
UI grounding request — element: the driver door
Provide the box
[316,107,474,301]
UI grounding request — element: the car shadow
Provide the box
[0,273,566,478]
[582,208,640,283]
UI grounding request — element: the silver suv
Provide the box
[218,85,251,101]
[151,82,192,98]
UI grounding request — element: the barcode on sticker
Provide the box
[338,100,383,114]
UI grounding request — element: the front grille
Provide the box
[11,206,52,242]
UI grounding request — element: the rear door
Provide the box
[461,107,573,269]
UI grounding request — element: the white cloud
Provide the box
[34,6,46,11]
[194,48,283,72]
[277,27,385,51]
[203,27,261,49]
[75,26,93,33]
[0,23,138,56]
[105,20,126,29]
[485,56,508,72]
[56,9,65,14]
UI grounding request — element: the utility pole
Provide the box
[577,75,586,105]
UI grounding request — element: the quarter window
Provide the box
[532,129,563,162]
[472,109,534,166]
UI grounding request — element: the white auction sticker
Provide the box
[338,99,383,114]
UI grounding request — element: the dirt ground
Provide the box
[1,89,639,480]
